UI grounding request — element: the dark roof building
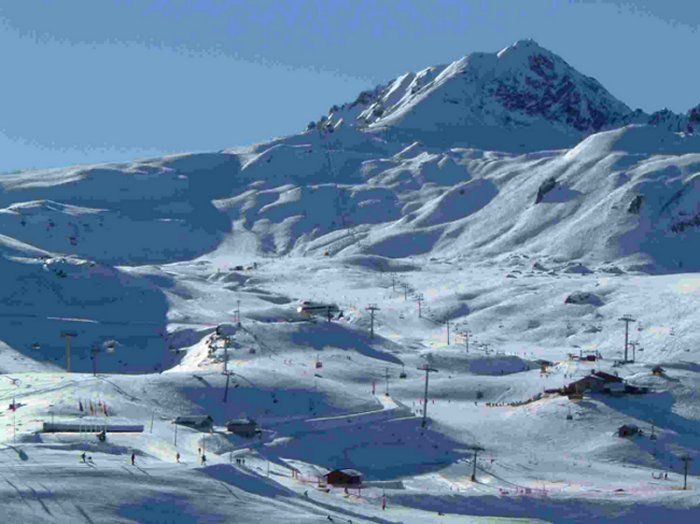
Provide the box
[563,370,624,395]
[592,371,622,383]
[324,469,363,486]
[226,418,260,437]
[174,415,214,431]
[618,424,640,437]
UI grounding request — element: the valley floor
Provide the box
[2,252,700,522]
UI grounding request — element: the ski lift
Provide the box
[399,364,407,379]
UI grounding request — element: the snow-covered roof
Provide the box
[226,418,256,426]
[331,469,362,477]
[175,415,213,423]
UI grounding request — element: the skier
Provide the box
[201,453,207,466]
[81,452,87,463]
[176,452,180,463]
[131,453,136,466]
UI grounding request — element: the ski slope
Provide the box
[0,40,699,523]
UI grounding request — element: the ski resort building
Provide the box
[324,469,363,486]
[563,371,623,395]
[174,415,214,431]
[618,424,641,438]
[42,421,144,433]
[225,418,260,437]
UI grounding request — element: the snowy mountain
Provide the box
[318,39,699,151]
[1,40,700,523]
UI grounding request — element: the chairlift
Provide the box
[399,364,407,379]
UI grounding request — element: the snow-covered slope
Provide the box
[1,40,700,523]
[318,39,699,151]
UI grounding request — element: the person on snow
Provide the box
[176,452,180,463]
[81,452,87,463]
[200,454,207,466]
[131,453,136,466]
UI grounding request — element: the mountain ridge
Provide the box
[313,39,699,151]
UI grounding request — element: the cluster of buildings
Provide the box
[556,370,649,397]
[174,415,261,437]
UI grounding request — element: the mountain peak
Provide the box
[496,38,548,58]
[317,39,632,150]
[316,40,697,151]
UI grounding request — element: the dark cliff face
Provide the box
[491,52,629,133]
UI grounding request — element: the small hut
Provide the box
[324,469,363,486]
[618,424,640,438]
[174,415,214,431]
[226,418,260,437]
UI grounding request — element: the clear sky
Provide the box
[1,0,699,172]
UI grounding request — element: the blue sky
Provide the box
[1,0,699,172]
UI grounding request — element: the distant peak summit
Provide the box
[313,40,699,151]
[496,38,547,58]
